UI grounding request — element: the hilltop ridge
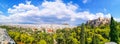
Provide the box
[86,17,110,26]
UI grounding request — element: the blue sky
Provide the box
[0,0,119,25]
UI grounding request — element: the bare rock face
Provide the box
[86,17,110,26]
[105,42,117,44]
[0,28,15,44]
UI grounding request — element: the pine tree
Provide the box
[109,16,119,43]
[92,28,96,44]
[80,23,85,44]
[92,34,100,44]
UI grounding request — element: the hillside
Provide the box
[0,17,120,44]
[86,17,110,26]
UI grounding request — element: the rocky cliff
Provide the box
[86,17,110,26]
[0,28,15,44]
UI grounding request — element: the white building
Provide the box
[2,24,76,33]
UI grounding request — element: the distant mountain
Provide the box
[86,17,110,26]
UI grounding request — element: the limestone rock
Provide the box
[86,17,110,26]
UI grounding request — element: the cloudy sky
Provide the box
[0,0,120,25]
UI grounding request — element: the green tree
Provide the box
[46,35,53,44]
[56,33,65,44]
[14,32,20,41]
[80,23,85,44]
[92,28,96,44]
[92,34,100,44]
[20,33,28,43]
[37,39,47,44]
[27,36,35,44]
[109,16,119,43]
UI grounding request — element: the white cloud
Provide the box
[0,11,3,14]
[0,0,111,25]
[83,0,88,4]
[114,18,120,22]
[75,11,111,20]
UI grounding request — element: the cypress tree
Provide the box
[109,16,119,43]
[80,23,85,44]
[92,34,100,44]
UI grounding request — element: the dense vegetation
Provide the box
[0,17,120,44]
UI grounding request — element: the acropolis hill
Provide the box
[86,17,110,26]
